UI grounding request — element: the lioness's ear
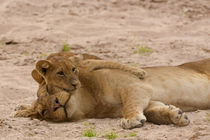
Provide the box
[36,60,52,76]
[31,69,44,84]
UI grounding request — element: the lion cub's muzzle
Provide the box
[49,80,80,94]
[70,79,81,90]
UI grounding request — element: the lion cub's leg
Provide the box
[81,60,147,79]
[144,101,190,126]
[120,85,152,129]
[69,55,147,79]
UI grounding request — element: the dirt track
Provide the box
[0,0,210,139]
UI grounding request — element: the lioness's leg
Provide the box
[16,104,31,111]
[80,60,147,79]
[144,101,190,126]
[120,85,152,129]
[14,101,40,119]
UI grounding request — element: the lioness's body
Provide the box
[68,62,210,118]
[144,65,210,111]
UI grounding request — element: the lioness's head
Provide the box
[29,82,79,122]
[43,90,78,121]
[34,56,81,95]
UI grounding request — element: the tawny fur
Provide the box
[15,53,210,129]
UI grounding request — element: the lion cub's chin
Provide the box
[47,84,80,96]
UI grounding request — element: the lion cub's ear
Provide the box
[68,54,84,64]
[31,69,44,84]
[36,60,52,77]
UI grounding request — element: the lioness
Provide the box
[16,53,210,129]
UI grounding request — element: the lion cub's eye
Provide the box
[57,71,65,76]
[72,67,76,73]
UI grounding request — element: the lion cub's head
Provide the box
[34,56,81,95]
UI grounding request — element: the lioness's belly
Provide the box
[144,67,210,110]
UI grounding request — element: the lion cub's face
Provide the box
[35,56,81,95]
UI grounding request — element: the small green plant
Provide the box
[124,131,137,138]
[129,132,137,137]
[206,113,210,122]
[105,131,118,139]
[62,43,70,51]
[40,53,47,58]
[134,45,153,54]
[83,128,97,137]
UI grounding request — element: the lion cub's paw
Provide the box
[168,105,190,126]
[121,114,146,129]
[132,69,147,79]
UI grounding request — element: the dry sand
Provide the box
[0,0,210,139]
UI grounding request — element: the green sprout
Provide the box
[83,128,97,137]
[105,131,118,139]
[62,43,70,52]
[124,131,137,138]
[40,53,47,59]
[134,45,153,54]
[129,132,137,137]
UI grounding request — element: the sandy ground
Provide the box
[0,0,210,139]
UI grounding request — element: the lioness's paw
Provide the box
[15,104,31,111]
[14,109,37,118]
[168,105,190,126]
[14,110,29,117]
[121,114,146,129]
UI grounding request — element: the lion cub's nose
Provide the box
[72,83,77,88]
[71,80,79,88]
